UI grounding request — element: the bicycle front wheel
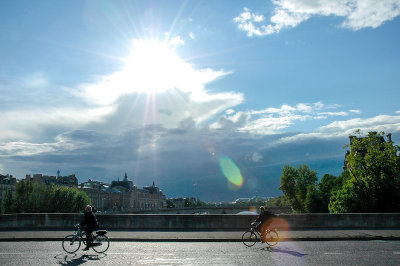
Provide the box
[92,235,110,253]
[242,230,258,247]
[62,234,81,253]
[265,229,279,246]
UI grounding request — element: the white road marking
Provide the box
[107,252,174,255]
[324,252,343,255]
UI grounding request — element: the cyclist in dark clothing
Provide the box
[254,206,275,242]
[80,205,99,251]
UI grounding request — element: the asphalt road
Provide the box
[0,240,400,265]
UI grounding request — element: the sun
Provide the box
[122,39,187,94]
[78,38,223,105]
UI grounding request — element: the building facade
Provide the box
[79,179,109,211]
[80,173,166,212]
[25,170,78,187]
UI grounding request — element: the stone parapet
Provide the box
[1,213,399,231]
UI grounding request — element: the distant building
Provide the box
[56,174,78,187]
[233,198,250,204]
[171,197,185,208]
[168,197,203,208]
[79,179,109,211]
[0,174,17,213]
[25,170,78,187]
[81,173,166,212]
[249,195,270,203]
[233,196,270,205]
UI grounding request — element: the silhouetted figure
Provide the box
[254,206,275,241]
[80,205,99,251]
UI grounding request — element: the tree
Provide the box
[8,180,89,213]
[1,188,14,214]
[75,192,90,213]
[329,131,400,213]
[304,184,324,213]
[279,164,318,213]
[166,199,175,208]
[184,198,206,207]
[13,180,33,213]
[265,196,290,207]
[316,173,344,212]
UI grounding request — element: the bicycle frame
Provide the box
[242,223,279,247]
[248,223,263,237]
[71,225,95,246]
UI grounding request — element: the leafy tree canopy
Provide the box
[279,164,318,213]
[3,180,89,214]
[329,131,400,213]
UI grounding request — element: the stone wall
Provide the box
[1,213,399,231]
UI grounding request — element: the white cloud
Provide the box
[234,0,400,36]
[250,102,324,115]
[0,133,82,156]
[277,114,400,144]
[251,152,264,162]
[250,104,296,115]
[239,114,310,134]
[212,102,362,135]
[317,111,348,116]
[189,32,196,40]
[169,35,185,46]
[233,7,280,37]
[296,103,314,113]
[226,109,235,115]
[350,109,362,114]
[319,115,400,133]
[0,107,113,142]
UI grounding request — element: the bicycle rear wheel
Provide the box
[62,234,81,253]
[265,229,279,246]
[242,230,258,247]
[92,235,110,253]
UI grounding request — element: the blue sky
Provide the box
[1,0,400,201]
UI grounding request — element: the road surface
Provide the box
[0,240,399,265]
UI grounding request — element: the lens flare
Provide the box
[248,206,257,213]
[269,217,291,231]
[219,156,243,188]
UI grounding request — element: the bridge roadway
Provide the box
[1,240,400,265]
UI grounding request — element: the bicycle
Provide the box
[62,224,110,254]
[242,222,279,247]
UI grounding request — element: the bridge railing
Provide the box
[1,213,400,231]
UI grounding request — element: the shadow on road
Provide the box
[264,247,307,257]
[54,253,107,265]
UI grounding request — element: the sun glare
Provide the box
[123,40,186,94]
[79,38,228,105]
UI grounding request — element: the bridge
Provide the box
[132,206,292,214]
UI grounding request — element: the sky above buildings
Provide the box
[1,0,400,201]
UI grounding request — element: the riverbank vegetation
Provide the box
[279,131,400,213]
[2,180,89,213]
